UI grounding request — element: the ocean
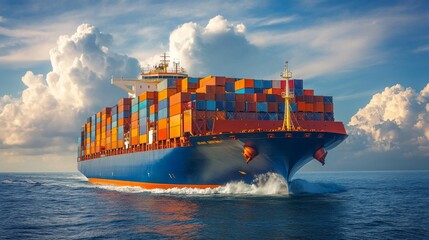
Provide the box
[0,171,428,239]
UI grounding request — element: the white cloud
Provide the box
[347,83,429,155]
[0,24,140,160]
[147,15,273,78]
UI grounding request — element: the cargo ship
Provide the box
[77,56,347,189]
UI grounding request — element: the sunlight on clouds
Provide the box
[0,24,140,149]
[347,83,429,153]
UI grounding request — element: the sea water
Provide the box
[0,171,428,239]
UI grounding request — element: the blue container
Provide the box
[254,80,263,89]
[266,94,277,102]
[206,100,216,111]
[257,113,269,120]
[117,134,123,140]
[131,105,139,113]
[112,121,117,128]
[111,113,117,121]
[294,79,303,89]
[236,88,254,94]
[290,103,297,112]
[158,108,169,119]
[294,89,304,96]
[158,99,169,110]
[216,101,225,111]
[324,113,334,121]
[150,113,157,122]
[196,100,206,110]
[314,113,323,121]
[191,93,196,101]
[132,97,139,106]
[139,117,147,125]
[323,96,333,103]
[254,88,263,93]
[226,112,235,120]
[225,82,235,92]
[226,93,235,101]
[225,101,235,112]
[278,114,284,120]
[278,103,285,113]
[111,106,118,115]
[188,77,199,83]
[139,109,147,118]
[118,111,130,119]
[268,113,278,120]
[118,126,124,134]
[96,117,101,124]
[139,125,147,134]
[107,124,111,131]
[263,80,272,89]
[257,102,268,112]
[305,112,314,121]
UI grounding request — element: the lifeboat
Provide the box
[313,147,328,165]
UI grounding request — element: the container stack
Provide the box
[79,75,336,158]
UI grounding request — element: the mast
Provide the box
[281,61,294,131]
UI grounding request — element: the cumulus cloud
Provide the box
[145,15,273,78]
[346,83,429,157]
[0,24,140,153]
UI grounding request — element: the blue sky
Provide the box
[0,0,428,172]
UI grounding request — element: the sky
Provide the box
[0,0,428,172]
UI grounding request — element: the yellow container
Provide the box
[139,134,148,144]
[170,114,181,127]
[169,125,181,138]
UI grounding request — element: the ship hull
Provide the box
[78,131,347,189]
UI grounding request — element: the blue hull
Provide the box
[78,131,347,186]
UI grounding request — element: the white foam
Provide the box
[147,172,289,196]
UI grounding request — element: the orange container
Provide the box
[150,104,158,114]
[235,79,254,90]
[170,92,191,106]
[118,139,124,148]
[139,91,157,101]
[158,89,177,101]
[118,104,130,112]
[118,118,124,126]
[170,103,187,116]
[158,128,168,140]
[170,114,181,127]
[199,76,226,87]
[196,85,216,94]
[297,102,306,112]
[169,125,181,138]
[131,128,139,137]
[131,112,139,122]
[267,102,278,112]
[139,134,148,144]
[158,118,168,129]
[314,102,324,113]
[131,136,139,145]
[304,89,314,96]
[305,103,314,112]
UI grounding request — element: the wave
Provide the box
[288,179,346,194]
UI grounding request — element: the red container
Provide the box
[253,93,266,102]
[246,102,257,112]
[235,79,254,90]
[196,85,216,94]
[267,102,277,112]
[200,76,226,87]
[235,102,246,112]
[235,94,245,102]
[118,98,132,106]
[297,102,306,112]
[324,103,334,113]
[314,102,324,112]
[170,92,191,106]
[196,93,206,100]
[304,89,314,96]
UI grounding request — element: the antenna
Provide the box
[281,61,294,131]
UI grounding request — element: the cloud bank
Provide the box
[145,15,273,78]
[0,24,140,171]
[346,83,429,159]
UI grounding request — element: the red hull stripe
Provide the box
[88,178,221,189]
